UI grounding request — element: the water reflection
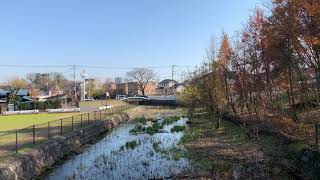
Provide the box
[46,118,190,180]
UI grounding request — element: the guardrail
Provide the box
[0,104,134,158]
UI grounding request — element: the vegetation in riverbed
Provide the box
[152,142,161,152]
[125,140,139,149]
[119,140,140,151]
[129,125,145,134]
[132,117,147,125]
[170,125,185,133]
[130,117,165,135]
[145,122,163,135]
[162,116,181,126]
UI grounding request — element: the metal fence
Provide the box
[0,104,134,158]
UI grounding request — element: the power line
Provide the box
[76,65,187,69]
[0,64,197,69]
[0,65,72,68]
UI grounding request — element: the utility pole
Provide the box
[80,70,88,101]
[73,65,77,102]
[171,65,175,95]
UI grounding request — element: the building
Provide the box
[174,83,186,95]
[156,79,182,95]
[0,89,8,113]
[116,81,156,96]
[116,83,128,95]
[105,81,117,98]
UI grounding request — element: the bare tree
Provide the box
[7,76,27,110]
[126,68,156,96]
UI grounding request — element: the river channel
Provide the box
[45,117,190,180]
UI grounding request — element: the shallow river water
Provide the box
[45,117,190,180]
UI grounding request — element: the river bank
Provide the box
[175,110,310,179]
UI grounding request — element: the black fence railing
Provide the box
[0,104,134,158]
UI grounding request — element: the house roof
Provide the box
[159,79,178,85]
[21,96,33,102]
[16,89,29,96]
[0,89,8,96]
[174,83,185,88]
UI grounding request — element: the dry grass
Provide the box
[176,112,300,179]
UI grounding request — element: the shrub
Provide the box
[18,99,63,111]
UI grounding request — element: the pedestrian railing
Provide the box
[0,104,134,158]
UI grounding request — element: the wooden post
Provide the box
[72,116,74,130]
[48,122,50,139]
[33,125,35,144]
[60,119,63,135]
[88,113,90,124]
[316,123,320,149]
[15,130,18,153]
[81,114,83,127]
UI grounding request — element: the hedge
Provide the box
[17,99,62,111]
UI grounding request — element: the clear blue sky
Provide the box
[0,0,262,82]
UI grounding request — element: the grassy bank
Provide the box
[0,113,80,132]
[0,100,126,132]
[177,111,309,179]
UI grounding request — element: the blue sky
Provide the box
[0,0,262,82]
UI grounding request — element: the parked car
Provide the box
[116,95,126,100]
[122,96,150,103]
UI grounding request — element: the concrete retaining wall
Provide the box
[0,113,130,180]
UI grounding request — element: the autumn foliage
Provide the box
[183,0,320,140]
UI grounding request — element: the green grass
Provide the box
[0,113,80,132]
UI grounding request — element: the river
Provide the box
[45,117,190,180]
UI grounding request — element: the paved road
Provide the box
[80,105,97,112]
